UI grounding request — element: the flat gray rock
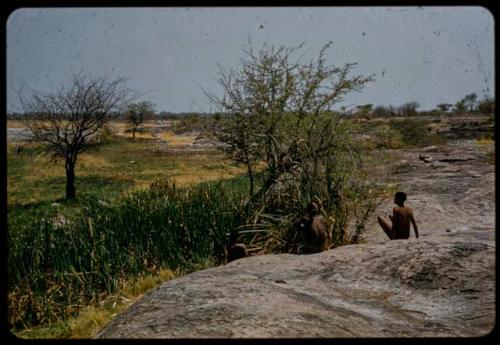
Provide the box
[95,227,495,338]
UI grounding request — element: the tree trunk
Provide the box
[246,161,255,198]
[132,129,136,139]
[65,158,76,200]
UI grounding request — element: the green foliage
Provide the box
[388,119,446,147]
[477,97,495,115]
[398,101,420,116]
[371,105,394,118]
[462,93,478,112]
[8,179,244,330]
[173,114,211,133]
[355,104,374,119]
[207,42,379,252]
[373,124,404,149]
[436,103,452,112]
[454,99,466,113]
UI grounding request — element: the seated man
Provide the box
[296,202,329,253]
[225,232,248,263]
[378,191,419,240]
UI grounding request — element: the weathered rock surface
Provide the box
[361,139,494,245]
[94,136,495,338]
[95,227,494,338]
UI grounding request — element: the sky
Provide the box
[6,6,494,113]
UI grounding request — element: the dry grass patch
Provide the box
[7,120,24,128]
[26,157,65,179]
[172,170,244,186]
[14,269,177,339]
[476,137,494,146]
[160,131,198,146]
[77,154,112,170]
[106,121,157,139]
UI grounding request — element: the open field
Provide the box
[8,119,250,336]
[7,120,245,206]
[7,114,494,338]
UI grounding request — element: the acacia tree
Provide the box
[211,110,262,197]
[398,101,420,116]
[454,99,466,114]
[206,42,376,247]
[462,93,478,113]
[125,101,155,139]
[19,71,134,200]
[436,103,452,112]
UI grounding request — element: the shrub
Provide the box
[389,119,445,147]
[373,124,404,149]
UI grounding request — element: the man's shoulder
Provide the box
[394,206,413,213]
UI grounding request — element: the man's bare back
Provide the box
[378,192,419,240]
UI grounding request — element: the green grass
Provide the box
[8,179,246,332]
[7,131,251,335]
[7,135,246,222]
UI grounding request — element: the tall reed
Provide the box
[8,179,244,329]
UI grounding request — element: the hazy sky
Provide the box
[6,6,494,113]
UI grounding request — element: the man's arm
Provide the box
[410,211,419,238]
[389,208,397,239]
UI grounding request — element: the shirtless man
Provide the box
[296,202,329,253]
[225,232,248,263]
[377,192,419,240]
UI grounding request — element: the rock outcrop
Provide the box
[95,138,495,339]
[95,227,494,338]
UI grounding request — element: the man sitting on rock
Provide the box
[225,232,248,263]
[296,202,329,253]
[378,191,419,240]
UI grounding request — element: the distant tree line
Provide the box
[9,93,493,121]
[348,93,495,119]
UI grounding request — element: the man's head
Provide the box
[306,202,320,216]
[394,191,407,206]
[228,232,239,245]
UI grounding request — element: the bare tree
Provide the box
[18,71,134,200]
[124,101,155,139]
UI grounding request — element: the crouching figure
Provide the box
[225,232,248,263]
[296,202,329,254]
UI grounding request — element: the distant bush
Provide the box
[371,105,393,118]
[477,98,495,115]
[398,101,420,117]
[373,124,404,149]
[389,119,445,147]
[172,114,212,133]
